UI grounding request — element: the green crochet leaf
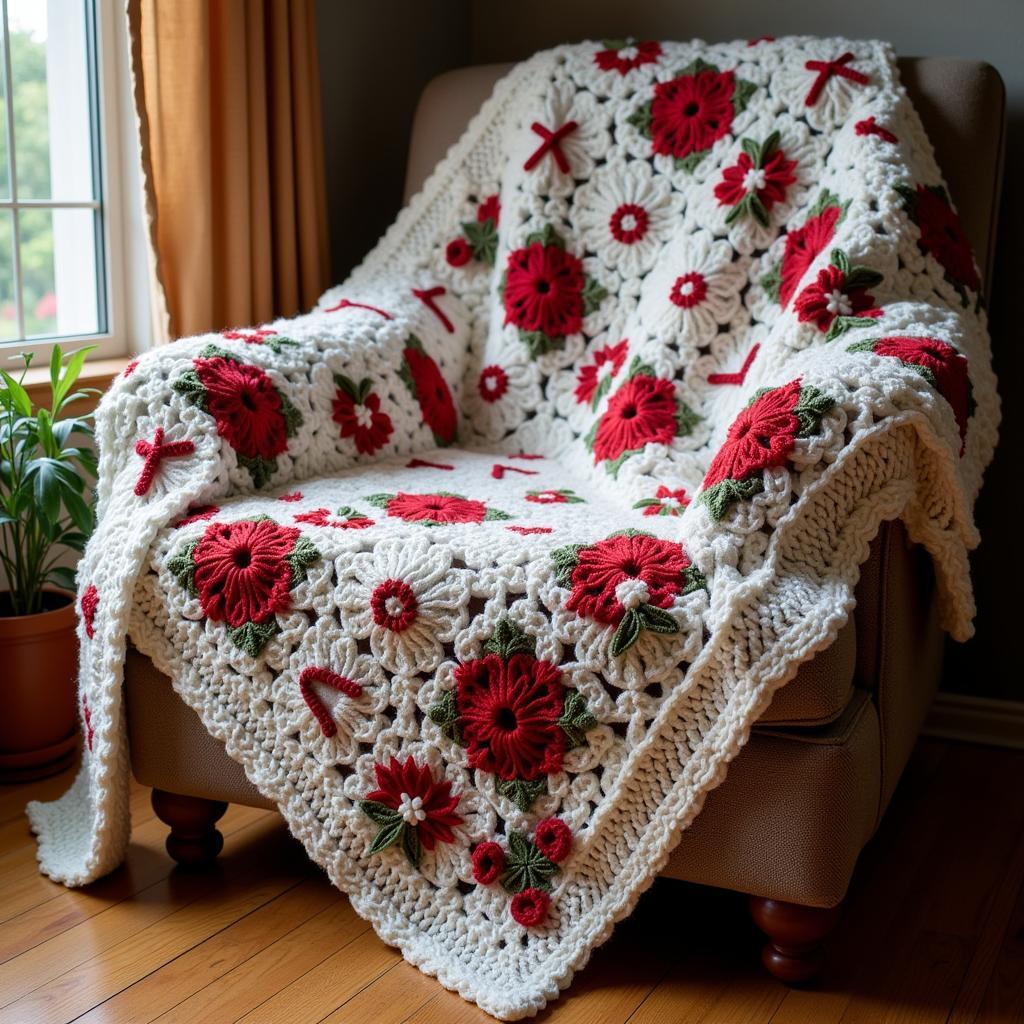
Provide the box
[551,544,583,588]
[279,390,303,438]
[610,607,643,657]
[334,373,373,403]
[638,604,679,635]
[483,507,512,521]
[681,565,708,596]
[360,800,402,827]
[626,102,653,138]
[626,355,656,379]
[261,334,296,354]
[761,263,782,304]
[676,401,701,437]
[830,248,850,275]
[675,148,710,173]
[463,219,498,265]
[845,338,878,355]
[227,619,279,657]
[825,315,880,342]
[166,539,199,597]
[591,373,613,409]
[199,344,236,361]
[558,690,598,749]
[842,265,884,291]
[482,616,535,660]
[582,277,608,316]
[501,829,558,893]
[679,57,719,77]
[286,535,321,586]
[401,823,422,869]
[793,385,836,437]
[171,369,207,410]
[698,476,765,521]
[732,77,757,115]
[519,329,565,359]
[363,493,394,510]
[496,778,547,813]
[236,454,278,490]
[525,224,564,249]
[809,188,843,219]
[428,689,463,745]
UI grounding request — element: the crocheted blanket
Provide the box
[30,36,996,1019]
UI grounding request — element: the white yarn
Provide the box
[28,37,998,1020]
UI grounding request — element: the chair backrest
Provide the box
[404,56,1006,296]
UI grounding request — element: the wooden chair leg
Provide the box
[151,788,228,867]
[749,896,841,984]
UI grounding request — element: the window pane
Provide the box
[0,34,9,201]
[8,0,95,202]
[20,206,99,338]
[0,211,15,339]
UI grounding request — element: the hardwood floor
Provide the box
[1,738,1021,1024]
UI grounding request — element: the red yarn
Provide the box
[591,375,678,463]
[669,271,708,309]
[574,339,629,405]
[510,887,551,927]
[803,52,869,106]
[566,533,688,626]
[510,453,545,460]
[533,818,573,863]
[332,387,393,455]
[477,194,501,225]
[594,39,662,75]
[365,757,462,852]
[523,121,579,174]
[298,666,364,738]
[324,298,393,319]
[80,584,98,639]
[122,360,139,377]
[708,343,760,386]
[455,652,564,781]
[609,203,650,244]
[221,327,275,344]
[778,204,840,306]
[294,508,373,530]
[406,458,454,471]
[192,519,299,628]
[134,428,196,496]
[504,241,585,339]
[371,578,419,632]
[478,365,509,403]
[649,67,736,161]
[445,238,472,267]
[412,286,455,333]
[642,485,690,516]
[526,490,568,504]
[913,185,980,292]
[82,696,94,751]
[704,379,803,488]
[794,263,880,333]
[278,491,303,502]
[715,148,797,212]
[471,841,506,885]
[386,493,488,524]
[491,464,539,479]
[172,504,220,528]
[507,526,553,535]
[404,345,458,444]
[855,116,897,143]
[747,36,775,45]
[194,356,288,460]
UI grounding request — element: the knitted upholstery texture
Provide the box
[30,37,997,1020]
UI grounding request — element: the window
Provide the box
[0,0,132,359]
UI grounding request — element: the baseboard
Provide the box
[923,692,1024,750]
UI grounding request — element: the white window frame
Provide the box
[1,0,149,364]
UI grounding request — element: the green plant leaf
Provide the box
[0,370,31,417]
[46,566,78,592]
[53,347,96,411]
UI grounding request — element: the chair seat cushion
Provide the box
[130,446,856,739]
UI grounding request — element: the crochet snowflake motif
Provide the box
[31,36,997,1023]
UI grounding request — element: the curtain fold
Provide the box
[126,0,330,343]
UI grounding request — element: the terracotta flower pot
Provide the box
[0,589,80,783]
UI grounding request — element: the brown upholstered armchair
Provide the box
[124,56,1005,983]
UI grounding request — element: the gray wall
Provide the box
[316,0,1022,700]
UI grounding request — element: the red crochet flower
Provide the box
[594,39,662,75]
[533,818,573,863]
[914,186,980,292]
[649,67,736,160]
[478,365,509,403]
[779,205,841,306]
[365,757,462,853]
[715,148,797,213]
[704,379,803,487]
[332,388,393,455]
[278,491,302,502]
[472,841,506,885]
[565,533,687,626]
[478,194,501,225]
[446,238,472,267]
[403,345,458,444]
[669,271,708,309]
[872,336,971,444]
[510,887,551,927]
[385,492,488,525]
[641,485,690,516]
[609,203,649,244]
[574,340,629,405]
[526,490,568,504]
[504,242,585,339]
[294,508,373,530]
[592,375,679,463]
[192,519,299,628]
[455,652,564,781]
[371,578,419,632]
[194,356,288,460]
[794,264,880,333]
[80,584,98,639]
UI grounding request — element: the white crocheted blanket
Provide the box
[30,36,997,1019]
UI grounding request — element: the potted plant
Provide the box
[0,346,98,782]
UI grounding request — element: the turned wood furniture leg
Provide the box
[151,789,228,867]
[748,896,841,983]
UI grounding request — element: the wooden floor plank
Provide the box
[315,961,441,1024]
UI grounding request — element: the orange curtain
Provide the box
[126,0,330,343]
